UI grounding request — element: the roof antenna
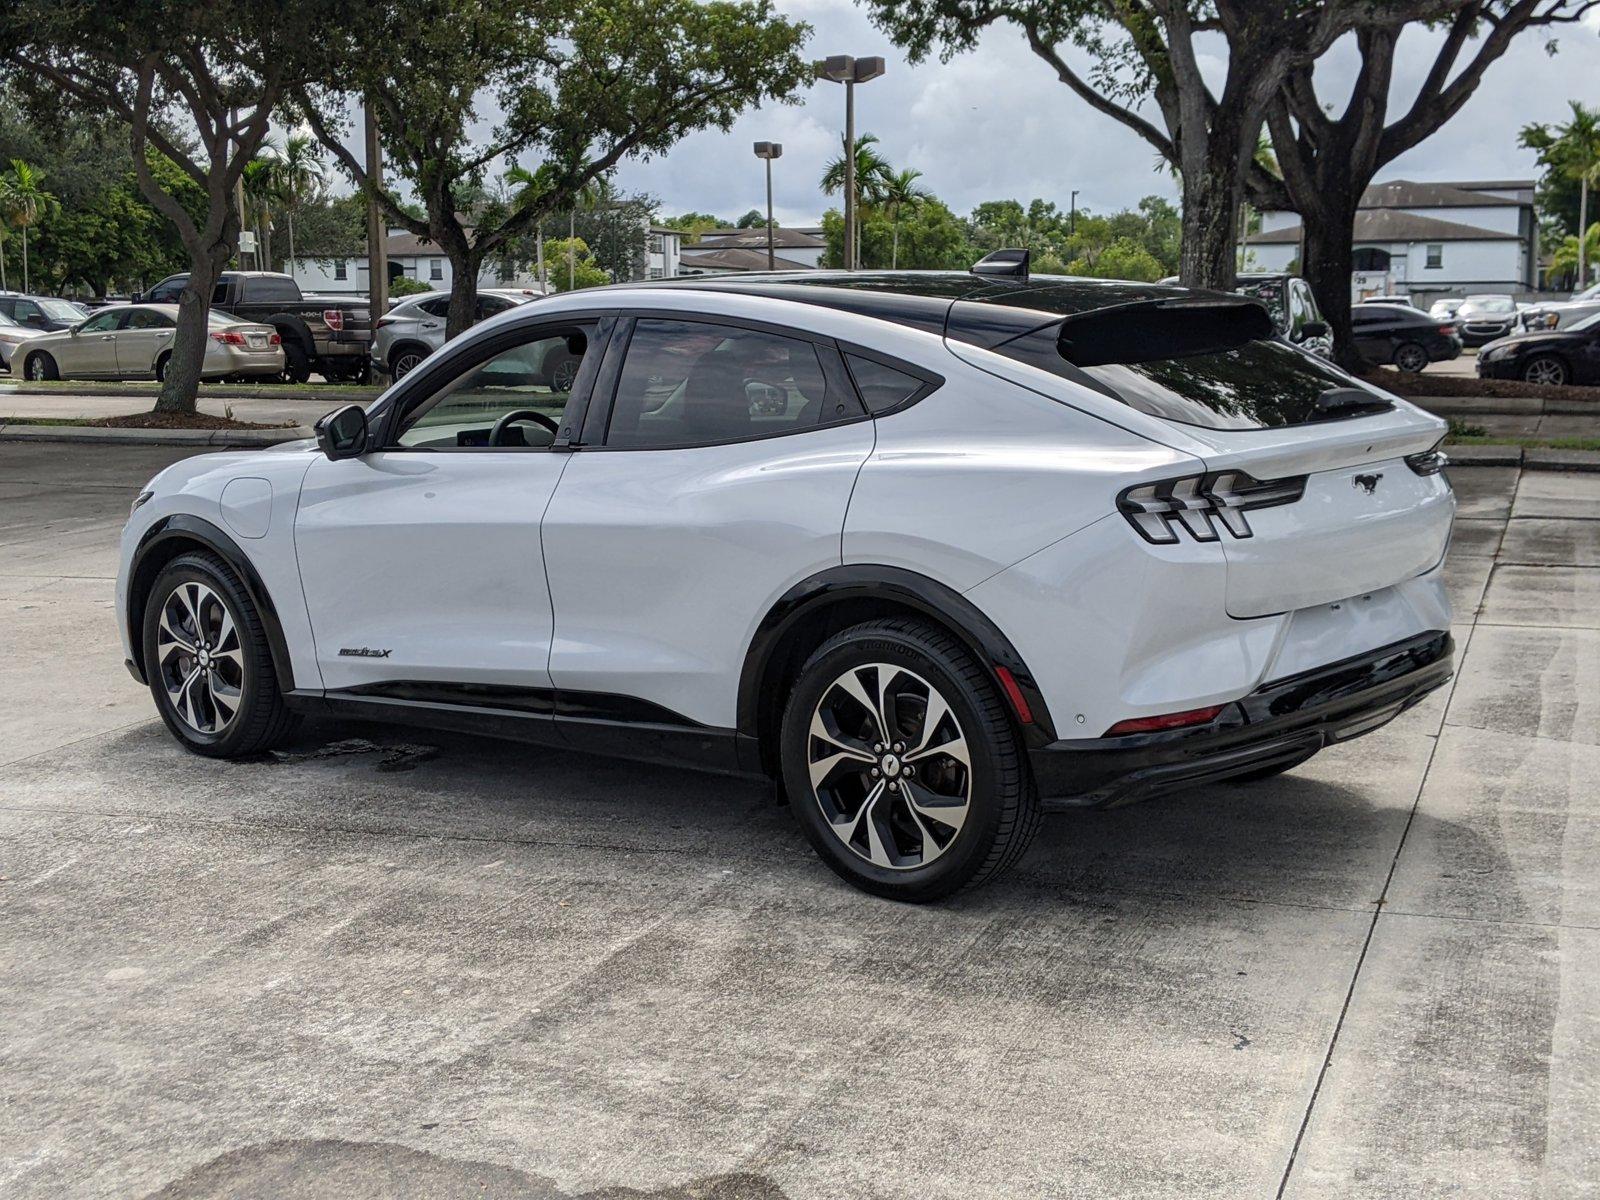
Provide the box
[971,248,1030,281]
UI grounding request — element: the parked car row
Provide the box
[15,304,285,382]
[1478,311,1600,386]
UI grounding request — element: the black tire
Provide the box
[142,551,300,758]
[545,351,579,393]
[390,345,429,380]
[1392,342,1429,373]
[24,351,58,381]
[780,617,1041,902]
[154,351,171,382]
[281,341,312,384]
[1521,354,1568,387]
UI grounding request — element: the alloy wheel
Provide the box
[1394,345,1428,373]
[1524,356,1566,386]
[551,357,579,392]
[393,351,424,379]
[156,580,245,736]
[26,355,45,381]
[806,663,972,870]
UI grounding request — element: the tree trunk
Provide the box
[153,246,229,415]
[1580,175,1590,288]
[1178,159,1242,290]
[287,212,296,271]
[1301,200,1362,372]
[892,218,900,270]
[22,226,29,294]
[444,249,481,339]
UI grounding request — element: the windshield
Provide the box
[1573,284,1600,302]
[0,310,18,329]
[38,299,85,320]
[1569,312,1600,333]
[1460,297,1515,315]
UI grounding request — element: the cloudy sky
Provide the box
[603,0,1600,224]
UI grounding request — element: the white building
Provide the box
[286,228,542,295]
[1246,180,1538,304]
[646,227,683,279]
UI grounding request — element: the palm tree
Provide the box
[241,155,277,268]
[879,168,932,269]
[2,160,58,294]
[273,134,325,270]
[1522,102,1600,288]
[821,133,892,267]
[1549,222,1600,288]
[0,181,13,292]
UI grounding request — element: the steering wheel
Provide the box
[489,409,559,447]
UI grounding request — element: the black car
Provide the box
[1453,295,1521,347]
[1477,312,1600,387]
[1349,303,1462,373]
[0,293,91,332]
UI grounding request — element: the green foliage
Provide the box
[658,211,731,242]
[543,236,610,291]
[734,209,765,228]
[389,276,434,297]
[822,198,971,270]
[289,192,369,261]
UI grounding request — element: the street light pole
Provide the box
[1069,190,1079,237]
[754,142,784,270]
[821,55,885,271]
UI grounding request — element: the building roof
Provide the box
[1248,209,1515,245]
[678,247,816,272]
[1359,179,1523,209]
[692,227,827,250]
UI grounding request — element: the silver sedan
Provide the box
[16,303,285,382]
[0,309,47,373]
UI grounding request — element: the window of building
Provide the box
[649,235,664,254]
[1425,244,1443,270]
[648,267,664,279]
[429,258,444,281]
[334,261,347,280]
[606,319,857,449]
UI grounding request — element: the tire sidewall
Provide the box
[780,627,1011,900]
[1394,343,1428,373]
[143,557,262,756]
[1523,355,1566,386]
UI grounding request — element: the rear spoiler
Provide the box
[1056,296,1275,367]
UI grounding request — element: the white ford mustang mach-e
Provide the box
[117,257,1456,900]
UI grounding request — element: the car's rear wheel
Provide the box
[142,552,300,758]
[780,618,1041,902]
[25,351,58,381]
[154,352,171,382]
[1522,354,1568,386]
[281,341,312,384]
[390,347,427,379]
[546,351,579,393]
[1392,342,1429,373]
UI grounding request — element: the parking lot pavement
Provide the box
[1,443,1596,1200]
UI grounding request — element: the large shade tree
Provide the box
[1262,1,1599,368]
[867,0,1465,289]
[0,1,352,413]
[300,0,812,337]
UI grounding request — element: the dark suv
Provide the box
[0,294,90,332]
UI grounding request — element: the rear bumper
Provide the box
[1029,630,1453,807]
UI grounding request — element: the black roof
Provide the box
[640,270,1202,348]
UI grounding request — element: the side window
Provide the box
[243,277,300,304]
[393,324,594,450]
[146,279,184,304]
[844,353,933,414]
[124,309,174,330]
[79,310,124,333]
[418,297,450,318]
[212,281,231,305]
[606,319,847,449]
[478,295,514,319]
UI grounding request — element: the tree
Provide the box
[868,0,1465,290]
[658,211,731,242]
[735,208,766,228]
[1547,221,1600,287]
[2,160,58,293]
[300,0,811,338]
[822,195,970,270]
[1,1,351,414]
[543,236,610,291]
[879,168,933,269]
[241,149,278,268]
[1522,100,1600,290]
[272,133,325,270]
[1266,4,1600,370]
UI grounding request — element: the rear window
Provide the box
[241,277,301,304]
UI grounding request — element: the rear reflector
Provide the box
[1104,705,1223,737]
[994,666,1034,725]
[323,309,345,331]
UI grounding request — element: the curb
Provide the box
[0,381,378,403]
[1405,395,1599,418]
[0,423,313,448]
[1445,443,1600,472]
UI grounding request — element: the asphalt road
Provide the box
[2,443,1597,1199]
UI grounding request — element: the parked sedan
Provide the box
[1349,303,1462,372]
[17,304,284,382]
[372,288,546,379]
[0,308,47,373]
[1519,282,1600,333]
[0,293,91,333]
[1477,311,1600,386]
[1454,295,1522,346]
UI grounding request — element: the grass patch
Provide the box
[8,414,295,430]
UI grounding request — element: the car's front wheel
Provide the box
[1522,354,1568,386]
[142,552,300,757]
[1392,342,1429,373]
[25,351,58,381]
[780,618,1041,901]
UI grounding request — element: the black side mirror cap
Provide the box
[315,404,369,460]
[1300,321,1328,339]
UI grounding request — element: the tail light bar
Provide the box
[1405,439,1448,476]
[1117,471,1306,545]
[210,331,246,345]
[323,308,345,331]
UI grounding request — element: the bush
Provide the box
[389,276,433,297]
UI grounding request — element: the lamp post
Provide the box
[1069,189,1079,237]
[753,142,783,270]
[820,55,885,270]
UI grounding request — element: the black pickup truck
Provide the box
[138,271,372,383]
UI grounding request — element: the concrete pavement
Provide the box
[1,443,1597,1198]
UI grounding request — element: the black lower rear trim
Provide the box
[1030,630,1453,807]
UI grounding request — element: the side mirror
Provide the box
[1300,321,1329,339]
[315,404,369,460]
[131,291,144,303]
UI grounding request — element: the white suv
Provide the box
[117,263,1456,901]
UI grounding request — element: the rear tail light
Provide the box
[1406,439,1448,476]
[323,308,344,331]
[1438,324,1457,336]
[269,332,282,345]
[375,316,398,327]
[209,331,246,345]
[1117,471,1306,545]
[1105,705,1223,737]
